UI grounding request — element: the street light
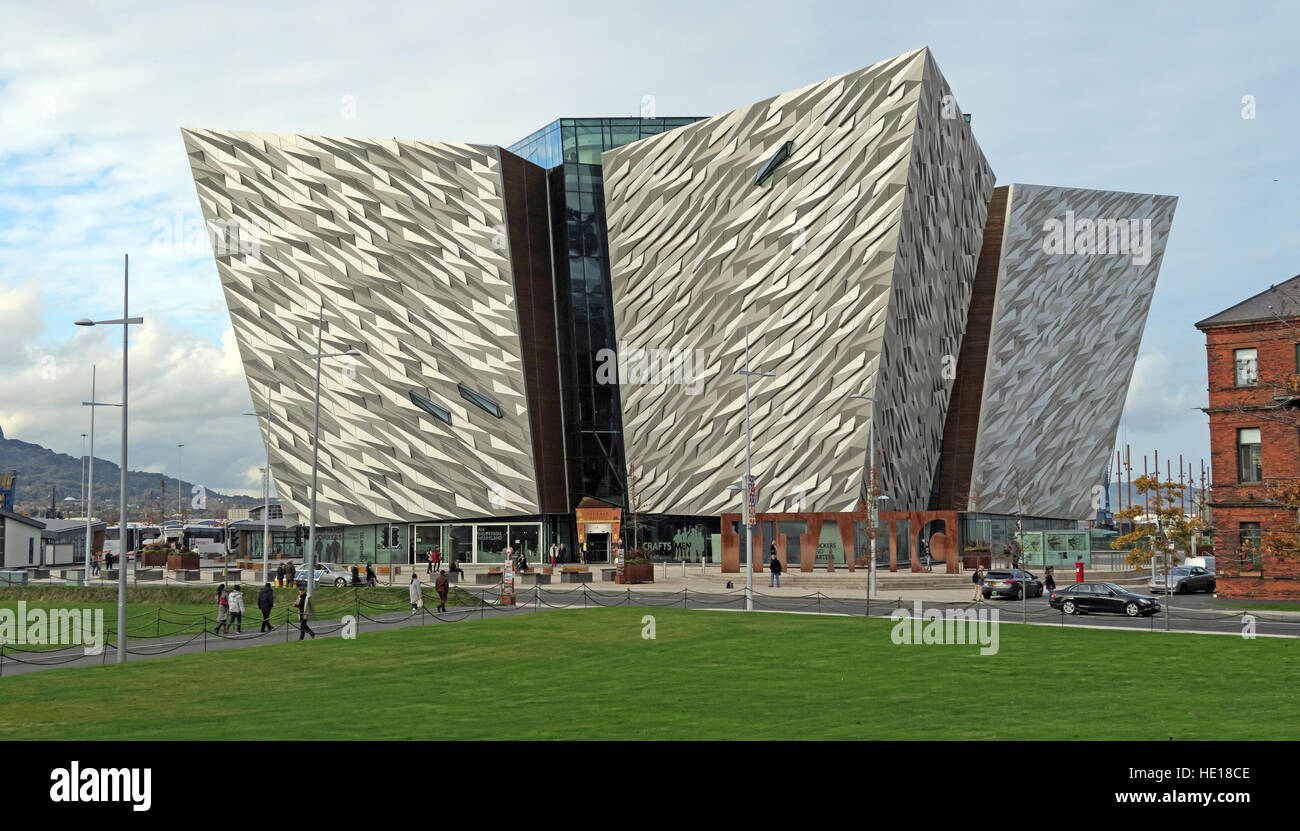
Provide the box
[850,393,886,597]
[176,444,184,524]
[82,365,122,586]
[734,328,774,612]
[75,253,143,664]
[301,301,361,605]
[244,391,280,588]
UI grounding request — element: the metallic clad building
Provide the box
[183,46,1179,566]
[942,183,1178,518]
[602,47,995,516]
[183,131,564,526]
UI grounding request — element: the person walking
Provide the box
[769,550,783,588]
[257,582,275,633]
[435,570,449,613]
[549,542,558,571]
[425,550,434,576]
[296,587,315,640]
[558,542,566,563]
[409,573,423,615]
[432,547,442,572]
[972,565,985,602]
[227,585,245,633]
[214,583,229,633]
[365,561,377,586]
[275,563,284,588]
[1044,566,1057,594]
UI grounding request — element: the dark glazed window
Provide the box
[458,383,504,419]
[754,140,794,186]
[409,390,452,426]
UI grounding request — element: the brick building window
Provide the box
[1239,522,1263,570]
[1234,348,1258,386]
[1237,428,1262,483]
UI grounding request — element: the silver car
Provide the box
[294,562,355,588]
[1149,565,1216,595]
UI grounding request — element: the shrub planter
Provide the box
[140,549,170,567]
[168,554,200,570]
[618,563,655,584]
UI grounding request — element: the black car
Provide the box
[982,569,1044,599]
[1048,581,1161,616]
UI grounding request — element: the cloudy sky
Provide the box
[0,0,1296,497]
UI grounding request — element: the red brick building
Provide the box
[1197,275,1300,599]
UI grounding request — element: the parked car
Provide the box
[982,569,1044,599]
[294,562,353,588]
[1149,565,1216,595]
[1049,582,1160,616]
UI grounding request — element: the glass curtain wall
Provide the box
[508,117,703,508]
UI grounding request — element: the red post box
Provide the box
[1075,560,1084,583]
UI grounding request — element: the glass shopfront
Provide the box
[408,521,543,565]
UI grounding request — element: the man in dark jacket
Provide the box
[275,563,284,588]
[258,582,275,632]
[769,551,783,588]
[972,566,985,602]
[1044,566,1057,593]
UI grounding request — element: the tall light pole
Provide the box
[734,328,774,611]
[850,393,886,597]
[82,367,120,584]
[176,444,184,523]
[302,302,360,604]
[80,432,87,516]
[244,392,279,587]
[76,253,143,663]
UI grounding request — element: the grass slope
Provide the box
[0,607,1293,740]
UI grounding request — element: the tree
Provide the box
[625,462,651,552]
[1249,478,1300,569]
[1111,474,1198,570]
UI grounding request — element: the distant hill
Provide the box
[0,425,260,521]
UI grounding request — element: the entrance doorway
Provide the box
[584,532,610,563]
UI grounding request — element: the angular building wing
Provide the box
[938,183,1178,519]
[602,47,995,516]
[182,130,564,525]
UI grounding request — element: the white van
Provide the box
[1184,556,1216,574]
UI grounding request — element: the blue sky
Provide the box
[0,0,1296,496]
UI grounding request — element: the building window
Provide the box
[1234,347,1257,386]
[1294,343,1300,375]
[408,390,452,426]
[1239,522,1263,570]
[1237,428,1262,482]
[457,383,503,419]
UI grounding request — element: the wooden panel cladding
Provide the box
[499,149,568,514]
[935,185,1009,511]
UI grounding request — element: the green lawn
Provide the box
[0,585,481,649]
[0,607,1294,740]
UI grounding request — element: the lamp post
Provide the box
[849,393,884,597]
[176,444,184,523]
[734,328,774,612]
[244,393,279,587]
[80,430,87,571]
[302,302,360,605]
[82,368,120,585]
[75,253,143,663]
